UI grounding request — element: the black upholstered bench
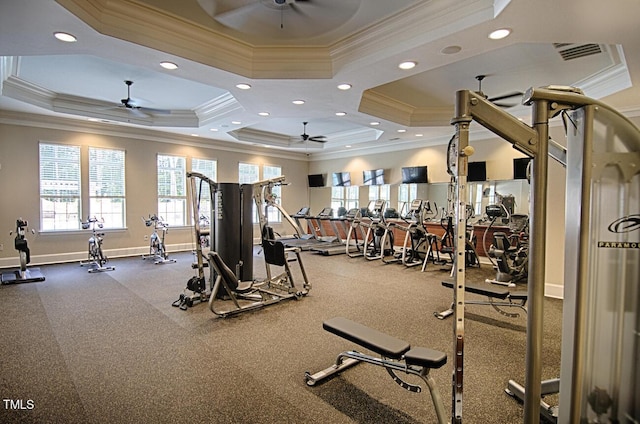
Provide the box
[305,317,448,424]
[435,280,528,319]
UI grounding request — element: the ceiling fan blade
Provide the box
[488,91,523,102]
[139,107,171,115]
[128,107,149,118]
[308,136,327,142]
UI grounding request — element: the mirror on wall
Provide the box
[468,179,530,218]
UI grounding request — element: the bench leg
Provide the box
[306,351,449,424]
[304,356,359,386]
[423,371,448,424]
[434,302,455,320]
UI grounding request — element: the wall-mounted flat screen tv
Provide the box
[401,166,428,184]
[307,174,325,187]
[363,169,385,185]
[467,161,487,182]
[331,172,351,187]
[513,158,532,180]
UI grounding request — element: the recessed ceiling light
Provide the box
[440,45,462,55]
[231,121,241,125]
[210,128,218,132]
[345,145,352,148]
[191,134,199,137]
[488,28,511,40]
[54,32,77,42]
[397,129,407,133]
[370,121,380,126]
[292,99,305,105]
[398,61,417,70]
[337,83,352,90]
[258,112,270,116]
[160,61,178,70]
[335,112,347,116]
[415,133,423,137]
[87,118,100,122]
[236,83,251,90]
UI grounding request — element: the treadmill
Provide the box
[311,208,362,256]
[283,207,335,250]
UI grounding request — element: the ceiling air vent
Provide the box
[553,43,603,61]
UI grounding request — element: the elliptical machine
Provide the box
[483,204,529,286]
[1,218,45,284]
[363,199,393,260]
[142,214,175,264]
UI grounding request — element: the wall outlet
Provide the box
[144,235,148,241]
[0,243,3,251]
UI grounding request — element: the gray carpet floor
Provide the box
[0,248,562,423]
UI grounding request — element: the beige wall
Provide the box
[0,122,309,264]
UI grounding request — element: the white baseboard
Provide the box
[544,283,564,299]
[0,243,196,269]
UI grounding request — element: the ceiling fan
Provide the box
[300,122,327,143]
[475,75,524,108]
[117,80,170,117]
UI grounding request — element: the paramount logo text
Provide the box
[597,241,640,249]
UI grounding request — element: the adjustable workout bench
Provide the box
[434,280,528,319]
[305,317,449,424]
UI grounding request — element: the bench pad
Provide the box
[323,317,410,359]
[405,347,447,369]
[441,281,509,299]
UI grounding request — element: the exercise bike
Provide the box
[80,216,115,273]
[483,204,529,287]
[1,218,45,284]
[142,214,175,264]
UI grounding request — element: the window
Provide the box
[238,162,259,184]
[368,184,390,203]
[345,186,359,211]
[89,147,125,228]
[398,184,418,214]
[263,165,282,223]
[39,143,81,231]
[239,162,260,223]
[331,186,359,217]
[157,154,187,226]
[190,158,217,221]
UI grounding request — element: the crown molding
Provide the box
[0,109,309,161]
[358,89,415,126]
[56,0,334,79]
[195,93,244,126]
[330,0,496,71]
[3,75,202,127]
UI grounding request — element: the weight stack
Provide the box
[214,183,253,281]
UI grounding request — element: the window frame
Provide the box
[157,154,187,227]
[39,142,82,231]
[88,146,126,229]
[263,164,283,223]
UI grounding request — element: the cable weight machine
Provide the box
[449,85,639,423]
[172,173,254,309]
